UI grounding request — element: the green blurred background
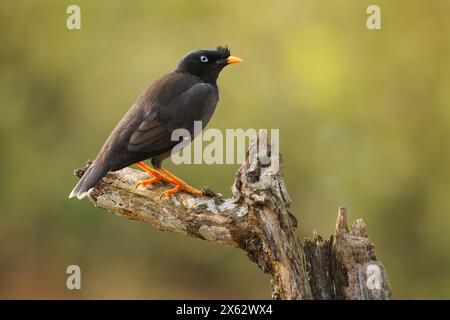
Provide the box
[1,0,449,299]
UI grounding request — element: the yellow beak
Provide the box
[226,55,243,64]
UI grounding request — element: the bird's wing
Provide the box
[126,83,217,155]
[126,110,171,153]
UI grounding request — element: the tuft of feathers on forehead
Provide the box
[215,45,230,59]
[196,46,230,59]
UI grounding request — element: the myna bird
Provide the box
[69,46,242,199]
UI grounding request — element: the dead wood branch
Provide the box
[73,133,391,300]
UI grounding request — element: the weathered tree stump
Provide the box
[73,133,391,300]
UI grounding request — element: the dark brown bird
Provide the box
[69,46,242,199]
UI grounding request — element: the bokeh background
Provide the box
[1,0,449,299]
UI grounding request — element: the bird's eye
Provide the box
[200,56,208,63]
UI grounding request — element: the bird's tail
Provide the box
[69,161,110,199]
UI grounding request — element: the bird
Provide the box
[69,46,242,199]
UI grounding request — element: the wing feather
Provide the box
[126,83,217,156]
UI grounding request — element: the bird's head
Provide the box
[175,46,242,85]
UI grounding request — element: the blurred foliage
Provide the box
[0,0,449,299]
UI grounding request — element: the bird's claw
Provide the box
[160,185,183,199]
[160,183,203,198]
[135,176,161,188]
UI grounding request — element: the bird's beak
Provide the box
[226,56,243,64]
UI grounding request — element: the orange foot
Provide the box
[157,167,203,197]
[134,162,203,197]
[135,162,168,187]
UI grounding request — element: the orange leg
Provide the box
[136,176,160,187]
[156,167,203,197]
[135,162,175,187]
[135,161,161,176]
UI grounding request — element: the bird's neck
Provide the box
[175,69,220,87]
[201,73,219,87]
